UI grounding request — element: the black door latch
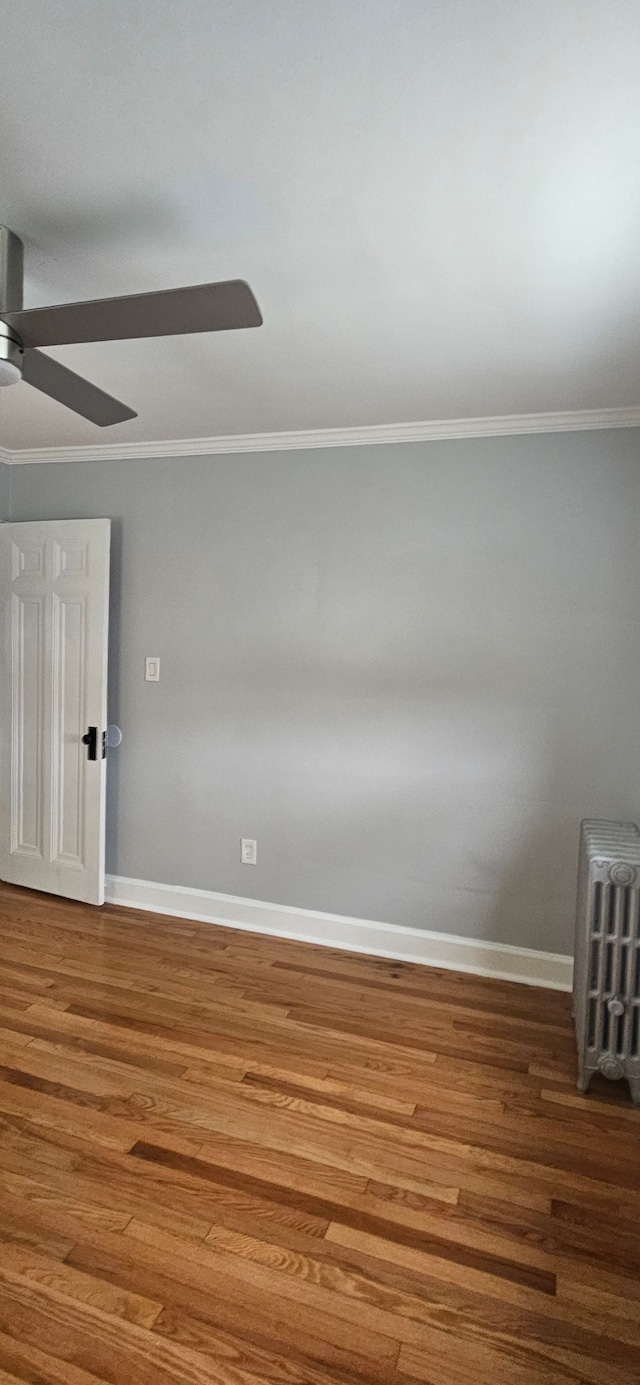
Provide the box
[82,727,98,761]
[82,727,108,760]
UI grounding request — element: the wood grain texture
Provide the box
[0,881,639,1384]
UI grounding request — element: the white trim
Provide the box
[3,406,640,465]
[105,873,573,991]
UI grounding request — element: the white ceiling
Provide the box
[1,0,640,450]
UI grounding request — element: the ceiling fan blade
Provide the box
[2,280,262,349]
[22,349,137,426]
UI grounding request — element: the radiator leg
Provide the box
[577,1069,593,1094]
[629,1078,640,1108]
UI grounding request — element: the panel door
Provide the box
[0,519,110,904]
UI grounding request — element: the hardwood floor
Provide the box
[0,882,639,1385]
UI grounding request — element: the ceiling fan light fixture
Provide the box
[0,357,22,386]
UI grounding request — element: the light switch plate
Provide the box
[145,657,160,682]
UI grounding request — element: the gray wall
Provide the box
[0,464,9,520]
[6,429,640,954]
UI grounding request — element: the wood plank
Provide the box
[0,1327,113,1385]
[399,1334,629,1385]
[0,1276,267,1385]
[0,1242,162,1328]
[65,1234,400,1381]
[130,1139,557,1288]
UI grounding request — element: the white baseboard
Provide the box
[105,874,573,992]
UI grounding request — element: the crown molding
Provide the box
[2,405,640,465]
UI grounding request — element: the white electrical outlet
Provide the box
[145,657,160,682]
[241,838,257,865]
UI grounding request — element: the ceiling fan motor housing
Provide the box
[0,227,24,385]
[0,320,24,386]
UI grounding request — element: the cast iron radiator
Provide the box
[573,819,640,1105]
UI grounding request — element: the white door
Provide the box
[0,519,111,905]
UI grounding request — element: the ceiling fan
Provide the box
[0,225,262,426]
